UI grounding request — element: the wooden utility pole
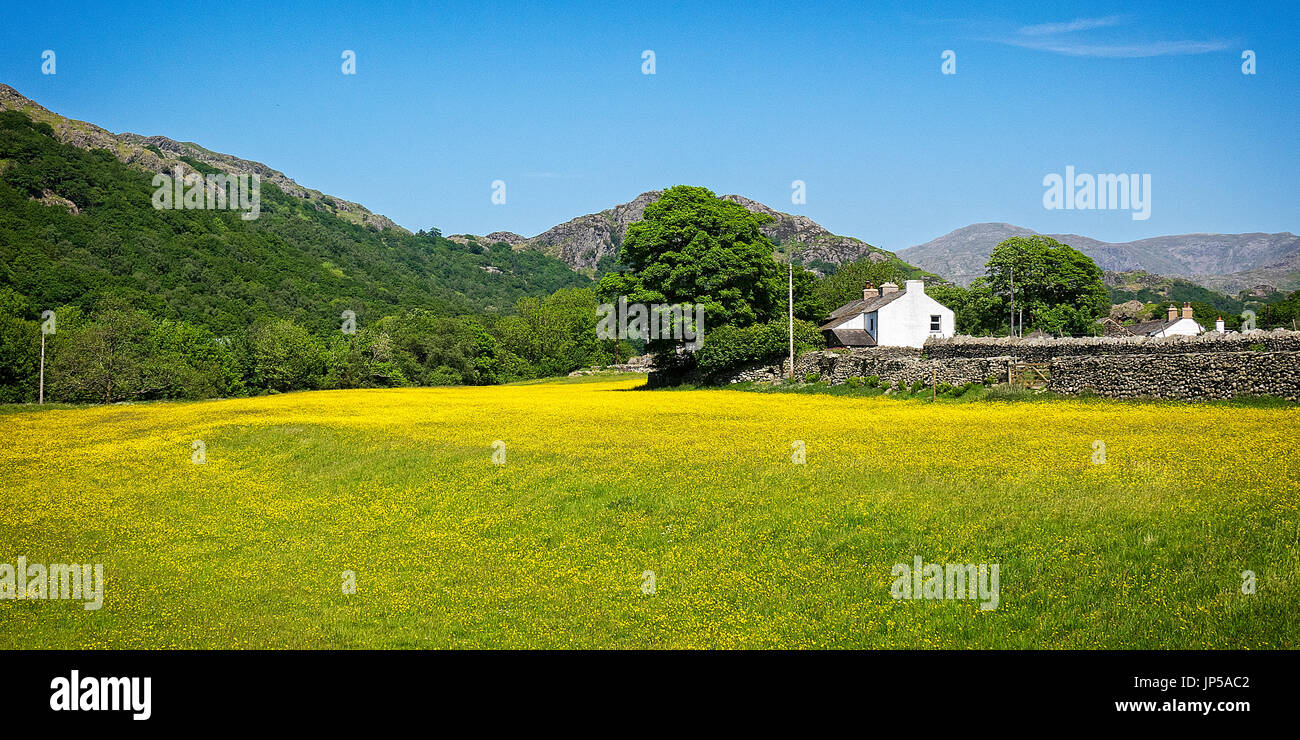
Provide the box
[38,329,46,405]
[788,258,794,380]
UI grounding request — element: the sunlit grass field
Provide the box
[1,375,1297,648]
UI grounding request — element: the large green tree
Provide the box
[980,235,1109,336]
[598,186,787,336]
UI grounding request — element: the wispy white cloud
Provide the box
[1001,37,1230,58]
[1019,16,1125,36]
[990,15,1229,58]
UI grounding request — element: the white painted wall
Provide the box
[874,281,955,347]
[837,312,867,330]
[1151,318,1204,337]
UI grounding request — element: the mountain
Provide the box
[893,223,1038,286]
[898,223,1300,292]
[0,85,589,334]
[462,190,907,274]
[1195,251,1300,296]
[1104,271,1247,314]
[0,84,401,232]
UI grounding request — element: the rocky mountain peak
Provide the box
[492,189,893,272]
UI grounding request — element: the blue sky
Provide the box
[2,0,1296,251]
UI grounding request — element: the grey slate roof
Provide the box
[1128,319,1177,336]
[824,328,876,347]
[819,314,855,331]
[826,290,907,320]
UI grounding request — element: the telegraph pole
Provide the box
[39,329,45,404]
[788,258,794,379]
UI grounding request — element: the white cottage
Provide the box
[820,280,955,348]
[1127,303,1204,337]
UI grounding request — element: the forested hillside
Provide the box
[0,109,589,334]
[0,109,626,403]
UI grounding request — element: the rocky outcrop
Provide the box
[490,190,899,272]
[568,355,654,376]
[0,83,402,232]
[484,231,528,246]
[34,189,79,214]
[1108,300,1148,320]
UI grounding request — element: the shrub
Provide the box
[695,319,825,376]
[983,375,999,386]
[805,372,821,383]
[909,378,926,394]
[865,375,880,388]
[845,376,864,388]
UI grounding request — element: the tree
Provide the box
[1261,290,1300,329]
[0,288,39,402]
[248,318,325,392]
[983,235,1108,336]
[324,329,408,389]
[494,287,622,377]
[599,185,785,341]
[47,301,153,403]
[811,258,906,318]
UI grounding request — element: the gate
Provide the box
[1009,361,1050,389]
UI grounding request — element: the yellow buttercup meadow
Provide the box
[1,377,1296,649]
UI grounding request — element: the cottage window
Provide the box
[929,315,941,332]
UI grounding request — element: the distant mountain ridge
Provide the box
[461,190,903,273]
[899,222,1300,293]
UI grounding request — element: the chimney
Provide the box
[905,279,925,295]
[880,282,899,295]
[1182,302,1194,320]
[1215,316,1226,333]
[863,282,875,301]
[1166,304,1178,322]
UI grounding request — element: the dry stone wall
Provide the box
[1048,351,1300,401]
[651,330,1300,401]
[788,345,1300,401]
[925,329,1300,361]
[794,349,1003,387]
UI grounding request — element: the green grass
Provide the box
[1,376,1296,649]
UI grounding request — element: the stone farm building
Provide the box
[820,280,955,348]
